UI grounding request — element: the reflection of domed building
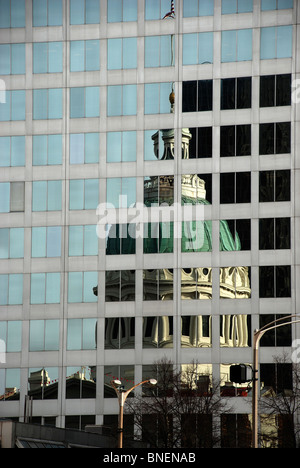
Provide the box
[100,123,251,349]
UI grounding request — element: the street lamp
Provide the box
[252,314,300,448]
[111,378,157,448]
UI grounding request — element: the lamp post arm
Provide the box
[252,315,300,448]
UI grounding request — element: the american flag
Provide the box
[163,0,175,19]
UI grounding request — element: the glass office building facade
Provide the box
[0,0,299,446]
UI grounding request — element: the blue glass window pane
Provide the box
[221,30,236,62]
[122,131,136,161]
[122,177,136,207]
[48,0,62,25]
[32,181,47,211]
[107,39,122,69]
[161,35,173,66]
[145,36,159,67]
[199,32,213,64]
[70,134,84,164]
[277,25,292,58]
[10,228,24,258]
[0,90,10,121]
[47,226,61,257]
[69,179,84,210]
[261,0,276,9]
[68,273,83,303]
[86,40,99,71]
[222,0,236,14]
[107,85,122,116]
[84,225,98,255]
[67,319,81,349]
[85,133,99,163]
[145,83,160,114]
[0,45,10,74]
[237,29,252,61]
[46,273,60,303]
[123,0,137,21]
[32,227,46,257]
[49,42,63,72]
[48,134,62,165]
[33,135,47,165]
[123,37,137,68]
[11,90,25,120]
[183,34,197,65]
[70,41,84,71]
[160,82,173,113]
[33,0,47,26]
[82,318,97,348]
[123,84,136,115]
[11,0,25,27]
[0,137,10,166]
[48,180,62,210]
[145,0,159,19]
[33,43,47,73]
[33,89,47,119]
[108,0,122,22]
[107,178,121,208]
[260,27,276,59]
[70,87,84,118]
[183,0,198,17]
[30,320,44,350]
[7,321,21,352]
[0,275,8,304]
[199,0,214,15]
[69,226,83,256]
[11,43,25,74]
[48,88,62,119]
[83,272,97,302]
[8,274,23,304]
[278,0,293,8]
[85,86,99,117]
[31,274,45,303]
[86,0,100,23]
[84,179,98,209]
[29,320,45,351]
[45,320,59,350]
[11,135,25,166]
[0,229,9,258]
[239,0,252,12]
[0,183,10,212]
[70,0,84,23]
[107,132,121,162]
[0,0,10,28]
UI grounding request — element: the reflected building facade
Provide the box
[0,0,298,447]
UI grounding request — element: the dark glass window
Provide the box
[259,265,291,297]
[182,80,213,112]
[221,77,251,109]
[259,122,290,155]
[260,74,291,107]
[259,315,292,347]
[260,363,292,394]
[224,219,251,250]
[259,218,290,249]
[187,127,212,158]
[220,125,251,156]
[220,172,251,204]
[105,270,136,302]
[259,170,290,202]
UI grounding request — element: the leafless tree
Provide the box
[258,356,300,448]
[126,358,232,448]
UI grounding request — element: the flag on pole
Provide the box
[163,0,175,19]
